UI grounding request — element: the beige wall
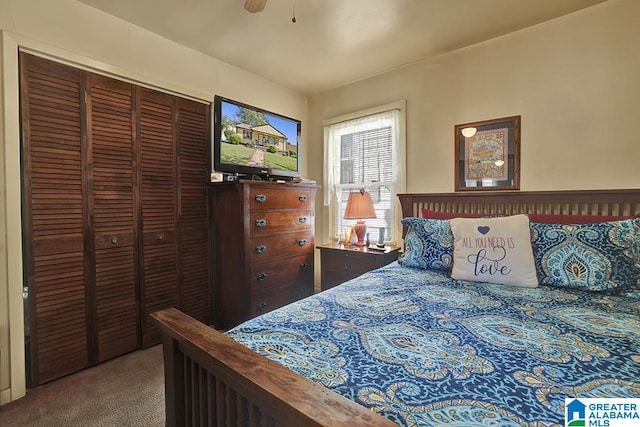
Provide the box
[0,0,308,403]
[308,0,640,241]
[3,0,640,406]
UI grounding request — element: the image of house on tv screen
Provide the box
[220,100,299,172]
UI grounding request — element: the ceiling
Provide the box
[77,0,607,95]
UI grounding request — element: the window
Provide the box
[323,101,406,243]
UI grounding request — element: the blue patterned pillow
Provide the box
[530,218,640,292]
[399,217,453,271]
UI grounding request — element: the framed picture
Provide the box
[454,115,521,191]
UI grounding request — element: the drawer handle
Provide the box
[255,219,267,228]
[299,195,308,203]
[298,239,308,246]
[256,245,267,254]
[255,194,267,203]
[257,272,267,282]
[111,236,119,244]
[257,302,267,310]
[300,262,308,269]
[298,217,307,224]
[344,263,351,270]
[157,233,165,241]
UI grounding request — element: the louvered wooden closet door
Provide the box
[22,53,212,383]
[20,53,89,385]
[86,74,140,361]
[177,99,211,324]
[138,88,178,347]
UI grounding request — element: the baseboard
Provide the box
[1,387,12,405]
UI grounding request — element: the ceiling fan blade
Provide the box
[244,0,267,13]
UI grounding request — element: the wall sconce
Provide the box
[343,188,376,246]
[494,159,505,167]
[461,127,477,138]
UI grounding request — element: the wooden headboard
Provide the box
[398,189,640,220]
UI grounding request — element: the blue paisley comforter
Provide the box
[226,262,640,426]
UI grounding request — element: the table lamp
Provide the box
[343,188,376,246]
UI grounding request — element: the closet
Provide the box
[20,52,211,387]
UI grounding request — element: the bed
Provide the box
[152,189,640,427]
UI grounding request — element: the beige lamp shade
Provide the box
[344,189,376,246]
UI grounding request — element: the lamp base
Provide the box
[353,220,367,247]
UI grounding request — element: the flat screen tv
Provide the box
[213,95,301,180]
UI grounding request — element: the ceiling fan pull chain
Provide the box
[292,0,296,23]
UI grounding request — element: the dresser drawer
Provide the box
[322,270,362,291]
[250,253,313,291]
[321,250,377,276]
[250,210,311,237]
[249,232,312,263]
[249,187,311,210]
[250,278,313,317]
[318,245,400,291]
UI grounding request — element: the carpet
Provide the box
[0,345,165,426]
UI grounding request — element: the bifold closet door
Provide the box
[137,94,212,346]
[138,88,179,347]
[21,54,140,385]
[177,99,211,325]
[20,54,89,386]
[86,74,140,362]
[22,52,211,384]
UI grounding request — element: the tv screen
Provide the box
[213,95,301,179]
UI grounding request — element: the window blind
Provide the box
[324,108,402,242]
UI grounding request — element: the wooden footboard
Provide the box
[151,308,398,427]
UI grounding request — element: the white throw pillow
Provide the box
[450,214,538,287]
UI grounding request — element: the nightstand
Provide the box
[317,243,401,291]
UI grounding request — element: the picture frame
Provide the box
[454,115,521,191]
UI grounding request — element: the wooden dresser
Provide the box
[209,180,317,329]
